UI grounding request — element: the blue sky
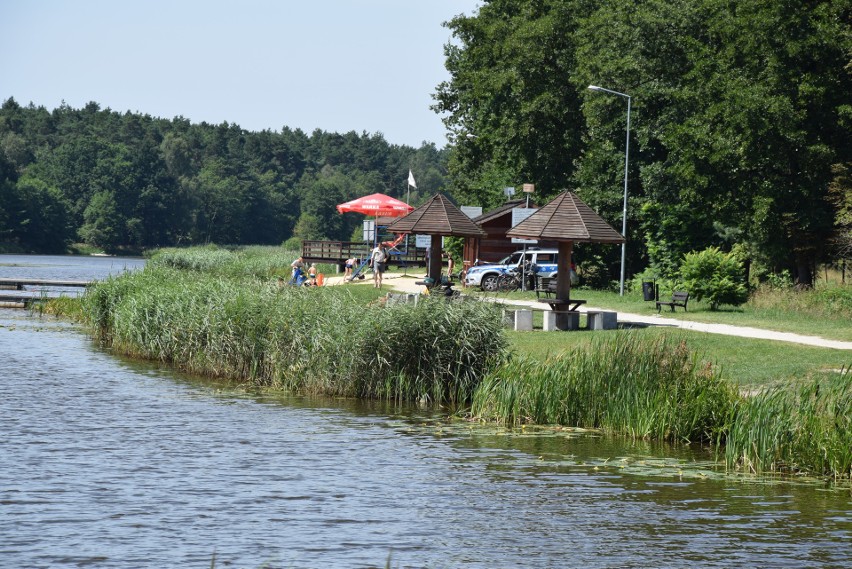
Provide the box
[1,0,481,147]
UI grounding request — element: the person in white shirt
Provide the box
[370,245,388,289]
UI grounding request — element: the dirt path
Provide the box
[323,272,852,350]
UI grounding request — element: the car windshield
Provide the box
[505,253,525,266]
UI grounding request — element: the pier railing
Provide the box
[301,240,427,267]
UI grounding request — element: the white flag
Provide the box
[407,170,417,189]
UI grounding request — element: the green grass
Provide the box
[506,328,850,388]
[466,283,852,342]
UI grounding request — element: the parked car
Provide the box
[465,248,571,291]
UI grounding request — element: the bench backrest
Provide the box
[672,291,689,302]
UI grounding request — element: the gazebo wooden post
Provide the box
[428,235,443,282]
[554,240,574,330]
[505,191,624,332]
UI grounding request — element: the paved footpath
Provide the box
[324,273,852,350]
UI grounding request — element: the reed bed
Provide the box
[471,332,850,480]
[725,371,852,480]
[83,264,507,405]
[471,333,739,443]
[149,245,303,279]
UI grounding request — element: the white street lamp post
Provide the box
[588,84,631,296]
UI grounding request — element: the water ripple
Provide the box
[0,312,850,568]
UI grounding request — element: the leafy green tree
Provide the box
[680,246,749,310]
[435,0,588,206]
[574,0,851,286]
[79,191,123,249]
[293,213,325,241]
[829,163,852,263]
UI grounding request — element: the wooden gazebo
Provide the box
[386,193,486,281]
[506,191,624,329]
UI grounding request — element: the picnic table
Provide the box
[540,298,587,312]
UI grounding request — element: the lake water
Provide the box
[1,255,850,568]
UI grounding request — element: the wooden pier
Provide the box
[301,240,428,268]
[0,278,92,308]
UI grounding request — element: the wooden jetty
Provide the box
[0,278,92,308]
[301,240,427,268]
[0,278,92,289]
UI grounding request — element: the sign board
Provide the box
[503,186,516,198]
[510,207,538,244]
[416,235,446,249]
[522,183,535,193]
[460,205,483,219]
[362,220,375,242]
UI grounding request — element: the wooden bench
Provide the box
[534,277,558,299]
[656,291,689,312]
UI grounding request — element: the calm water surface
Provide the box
[1,255,850,568]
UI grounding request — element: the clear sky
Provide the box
[1,0,481,148]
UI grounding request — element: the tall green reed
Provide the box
[82,264,507,405]
[725,371,852,479]
[149,245,302,279]
[472,333,739,444]
[472,331,850,480]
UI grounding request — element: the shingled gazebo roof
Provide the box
[386,193,486,237]
[505,191,624,243]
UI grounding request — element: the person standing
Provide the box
[344,257,356,281]
[290,256,305,285]
[370,244,388,289]
[308,263,318,286]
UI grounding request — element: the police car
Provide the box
[465,248,564,292]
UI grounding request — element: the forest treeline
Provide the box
[0,98,448,254]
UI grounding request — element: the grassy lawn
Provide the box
[505,328,849,388]
[330,267,850,389]
[466,286,852,342]
[455,279,851,389]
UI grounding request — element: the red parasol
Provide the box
[336,193,413,217]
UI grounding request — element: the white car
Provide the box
[465,249,564,292]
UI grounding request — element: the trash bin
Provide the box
[642,281,656,302]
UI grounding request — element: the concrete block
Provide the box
[514,309,533,331]
[588,311,617,330]
[543,311,557,331]
[553,311,580,331]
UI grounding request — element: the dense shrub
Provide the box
[680,246,748,310]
